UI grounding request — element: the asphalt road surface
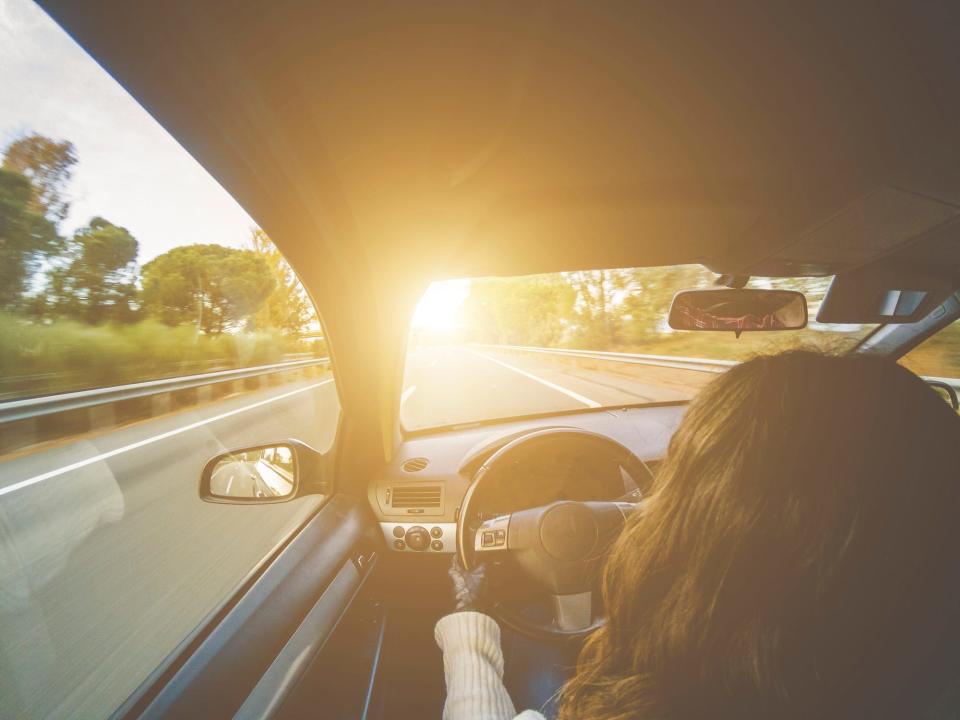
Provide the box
[401,346,704,430]
[0,346,709,718]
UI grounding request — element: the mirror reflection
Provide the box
[207,445,296,499]
[669,289,807,332]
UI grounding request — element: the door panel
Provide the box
[117,495,381,719]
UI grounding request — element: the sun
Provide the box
[411,279,470,330]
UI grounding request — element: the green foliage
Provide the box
[2,133,77,223]
[564,270,631,347]
[618,265,710,345]
[0,168,60,309]
[458,265,876,360]
[44,217,139,323]
[462,275,576,346]
[142,244,275,335]
[247,229,315,334]
[1,133,310,337]
[0,132,321,398]
[0,313,311,399]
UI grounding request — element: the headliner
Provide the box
[37,1,960,464]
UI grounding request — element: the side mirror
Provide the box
[668,289,807,335]
[199,439,326,504]
[927,380,959,411]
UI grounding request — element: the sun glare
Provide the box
[412,279,470,330]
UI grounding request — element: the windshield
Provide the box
[401,265,877,431]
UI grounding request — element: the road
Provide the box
[0,346,710,718]
[401,346,705,430]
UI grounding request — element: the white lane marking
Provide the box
[225,474,235,495]
[468,350,601,408]
[401,385,417,404]
[0,380,334,498]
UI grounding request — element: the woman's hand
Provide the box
[448,554,487,612]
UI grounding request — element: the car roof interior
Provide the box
[39,0,960,477]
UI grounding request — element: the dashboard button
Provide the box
[482,531,495,547]
[431,540,443,551]
[393,539,406,550]
[392,526,405,538]
[405,526,431,551]
[494,529,506,545]
[430,526,443,538]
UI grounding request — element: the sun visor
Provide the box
[818,267,955,323]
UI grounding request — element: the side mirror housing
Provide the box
[199,439,327,504]
[668,288,807,334]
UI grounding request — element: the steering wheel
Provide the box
[457,428,648,639]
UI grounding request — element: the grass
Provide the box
[0,314,326,400]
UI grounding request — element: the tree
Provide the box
[462,275,576,346]
[619,264,711,344]
[565,269,633,347]
[2,134,78,223]
[45,217,139,324]
[142,244,274,334]
[0,168,60,309]
[246,229,315,334]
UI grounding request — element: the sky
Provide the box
[411,279,470,329]
[0,0,256,263]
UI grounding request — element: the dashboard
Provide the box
[367,404,686,553]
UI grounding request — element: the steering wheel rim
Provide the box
[456,427,648,639]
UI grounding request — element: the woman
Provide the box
[435,350,960,719]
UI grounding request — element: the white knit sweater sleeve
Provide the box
[434,611,547,720]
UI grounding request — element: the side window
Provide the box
[0,3,340,717]
[899,319,960,380]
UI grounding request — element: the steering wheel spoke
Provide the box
[473,513,512,554]
[551,591,594,632]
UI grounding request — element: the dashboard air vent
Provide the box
[401,457,430,473]
[391,485,442,509]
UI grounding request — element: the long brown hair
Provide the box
[559,350,960,719]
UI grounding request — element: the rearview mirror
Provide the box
[199,439,326,504]
[668,289,807,335]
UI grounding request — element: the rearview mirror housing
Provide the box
[668,288,807,334]
[199,439,327,504]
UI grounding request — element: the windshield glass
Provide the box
[401,265,877,431]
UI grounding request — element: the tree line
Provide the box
[461,266,832,351]
[0,132,313,335]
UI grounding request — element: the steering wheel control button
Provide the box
[404,525,431,551]
[430,526,443,538]
[474,514,511,553]
[393,539,405,550]
[540,502,599,561]
[431,540,443,551]
[392,526,405,538]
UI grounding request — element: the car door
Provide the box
[0,4,383,716]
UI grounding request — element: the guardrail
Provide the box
[476,344,734,374]
[0,357,330,454]
[478,344,960,392]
